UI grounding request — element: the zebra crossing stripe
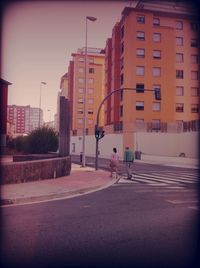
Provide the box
[135,173,197,183]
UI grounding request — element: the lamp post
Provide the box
[82,16,97,167]
[39,81,47,127]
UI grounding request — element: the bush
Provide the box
[26,126,58,154]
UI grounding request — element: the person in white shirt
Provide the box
[109,147,119,178]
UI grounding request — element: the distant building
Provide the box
[104,0,199,149]
[67,47,105,136]
[56,73,69,132]
[0,78,12,147]
[7,105,44,136]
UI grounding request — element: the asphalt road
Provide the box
[1,173,199,268]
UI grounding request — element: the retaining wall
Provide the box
[0,156,71,184]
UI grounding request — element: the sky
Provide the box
[2,0,133,122]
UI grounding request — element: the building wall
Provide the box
[69,48,105,135]
[7,105,43,135]
[119,4,199,150]
[70,131,198,159]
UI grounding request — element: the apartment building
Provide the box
[67,47,105,136]
[7,105,43,136]
[104,1,199,148]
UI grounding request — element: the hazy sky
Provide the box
[2,0,132,121]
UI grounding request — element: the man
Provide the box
[123,146,134,179]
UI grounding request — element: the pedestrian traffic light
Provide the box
[154,88,161,100]
[95,126,105,140]
[95,129,100,139]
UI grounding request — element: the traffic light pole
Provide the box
[95,87,157,170]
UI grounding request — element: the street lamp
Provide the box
[39,81,47,127]
[82,15,97,167]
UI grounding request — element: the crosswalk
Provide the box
[116,170,199,188]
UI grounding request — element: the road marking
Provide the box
[166,200,198,204]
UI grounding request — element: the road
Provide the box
[1,158,199,268]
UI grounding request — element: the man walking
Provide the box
[123,146,134,179]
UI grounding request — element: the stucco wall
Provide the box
[1,156,71,184]
[71,132,199,159]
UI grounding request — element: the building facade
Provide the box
[67,47,105,136]
[104,0,199,149]
[7,105,43,136]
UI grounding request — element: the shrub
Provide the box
[26,126,58,154]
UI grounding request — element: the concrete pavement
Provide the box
[0,164,115,206]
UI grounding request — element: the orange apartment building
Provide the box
[67,47,105,136]
[104,0,199,149]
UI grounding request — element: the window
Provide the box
[191,54,198,64]
[78,88,84,93]
[153,18,160,26]
[88,98,93,104]
[136,31,145,40]
[121,42,124,54]
[120,105,123,117]
[136,101,144,110]
[176,21,183,30]
[191,104,199,113]
[77,109,83,114]
[120,89,123,101]
[137,15,145,23]
[191,22,199,32]
[79,67,84,73]
[153,102,161,111]
[152,119,160,130]
[120,74,124,85]
[176,86,184,96]
[89,68,94,74]
[136,48,145,58]
[88,119,93,125]
[153,67,161,77]
[176,37,183,46]
[79,57,85,62]
[176,70,184,79]
[153,33,161,42]
[176,53,184,62]
[153,50,161,59]
[176,103,184,112]
[78,78,84,84]
[136,66,145,76]
[88,78,94,84]
[191,38,198,47]
[78,98,83,104]
[191,71,198,80]
[89,58,94,63]
[191,87,199,96]
[88,109,93,114]
[78,119,83,124]
[136,83,144,93]
[88,88,94,94]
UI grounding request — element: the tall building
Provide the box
[67,47,105,136]
[7,105,43,136]
[105,0,199,148]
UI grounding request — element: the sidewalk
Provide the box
[0,164,114,206]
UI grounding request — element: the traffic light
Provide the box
[95,126,105,140]
[95,129,100,139]
[154,88,161,100]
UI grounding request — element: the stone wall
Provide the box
[0,156,71,184]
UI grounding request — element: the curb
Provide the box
[0,178,116,206]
